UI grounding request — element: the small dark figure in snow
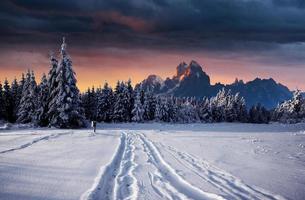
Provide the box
[92,121,97,133]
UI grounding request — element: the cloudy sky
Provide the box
[0,0,305,91]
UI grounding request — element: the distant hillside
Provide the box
[136,61,292,109]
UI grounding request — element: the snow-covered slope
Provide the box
[0,123,304,200]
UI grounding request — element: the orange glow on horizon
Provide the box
[0,48,304,92]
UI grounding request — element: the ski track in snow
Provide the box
[81,131,287,200]
[0,131,72,154]
[81,132,138,200]
[161,143,286,200]
[138,132,224,200]
[114,132,138,200]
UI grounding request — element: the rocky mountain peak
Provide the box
[184,60,206,79]
[175,62,188,79]
[137,60,292,108]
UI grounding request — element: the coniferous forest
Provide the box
[0,39,305,128]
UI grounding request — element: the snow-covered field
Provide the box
[0,123,305,200]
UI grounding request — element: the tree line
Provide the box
[0,39,304,128]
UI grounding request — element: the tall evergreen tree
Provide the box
[126,79,134,122]
[17,74,25,108]
[0,82,4,120]
[3,79,14,122]
[36,74,49,126]
[132,91,144,122]
[155,96,170,122]
[97,82,114,122]
[249,104,270,124]
[17,70,37,123]
[198,97,211,122]
[48,37,85,128]
[113,81,129,122]
[47,54,59,123]
[272,90,305,123]
[143,89,156,121]
[82,87,98,120]
[177,98,199,123]
[11,78,19,121]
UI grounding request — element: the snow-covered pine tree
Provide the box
[82,87,97,120]
[249,104,270,124]
[198,97,211,122]
[132,91,145,122]
[0,82,4,120]
[97,82,114,122]
[113,81,129,122]
[177,98,199,123]
[143,89,156,121]
[209,88,227,122]
[126,79,134,122]
[17,70,37,123]
[18,73,25,93]
[35,74,49,126]
[10,78,20,122]
[225,92,247,122]
[17,73,25,106]
[47,54,59,123]
[233,93,248,122]
[155,96,170,122]
[167,96,178,122]
[3,79,14,122]
[272,90,305,123]
[48,38,85,128]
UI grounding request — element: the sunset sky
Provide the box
[0,0,305,91]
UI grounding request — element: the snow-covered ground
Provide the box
[0,123,305,200]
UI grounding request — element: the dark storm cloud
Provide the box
[1,0,305,54]
[273,0,305,8]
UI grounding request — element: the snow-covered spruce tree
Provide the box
[208,88,248,123]
[272,90,305,123]
[132,91,145,122]
[11,78,20,122]
[126,79,135,122]
[167,96,179,122]
[209,88,227,122]
[3,79,14,122]
[47,54,59,123]
[225,92,247,122]
[82,87,98,120]
[198,97,211,122]
[113,81,130,122]
[249,104,270,124]
[90,87,98,120]
[155,96,171,122]
[97,82,114,122]
[18,73,25,94]
[0,82,4,120]
[35,74,49,126]
[233,93,248,122]
[143,89,156,121]
[82,88,90,120]
[48,38,85,128]
[17,70,37,124]
[177,98,199,123]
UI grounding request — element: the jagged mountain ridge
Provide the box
[137,60,292,109]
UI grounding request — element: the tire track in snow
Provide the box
[138,132,225,200]
[81,132,138,200]
[0,131,72,154]
[162,144,286,200]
